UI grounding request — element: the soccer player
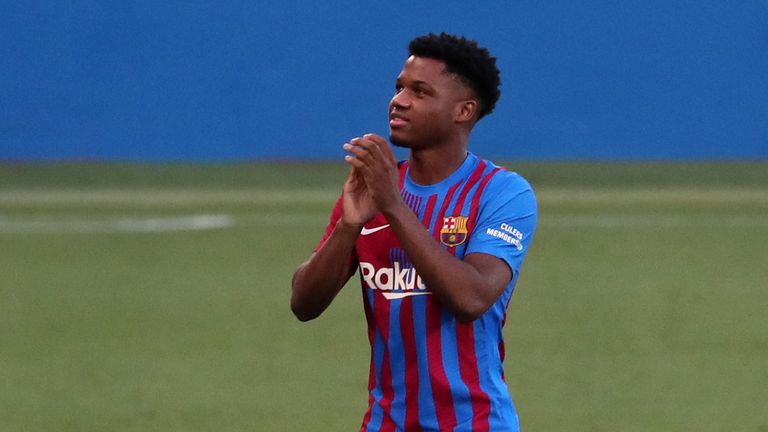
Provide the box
[291,33,537,431]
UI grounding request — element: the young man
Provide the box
[291,33,537,431]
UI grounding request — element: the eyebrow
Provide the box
[397,78,434,90]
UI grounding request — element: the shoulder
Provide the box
[479,160,536,209]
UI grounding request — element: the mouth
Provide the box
[389,112,409,128]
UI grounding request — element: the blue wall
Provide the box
[1,1,767,161]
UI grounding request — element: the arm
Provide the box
[344,134,511,322]
[290,219,360,321]
[290,166,375,321]
[384,203,511,322]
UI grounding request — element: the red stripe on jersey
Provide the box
[499,290,515,375]
[422,194,437,230]
[400,298,420,429]
[426,295,457,430]
[398,161,409,189]
[431,179,464,241]
[467,168,502,233]
[450,161,487,216]
[379,349,397,432]
[360,368,375,430]
[457,322,490,431]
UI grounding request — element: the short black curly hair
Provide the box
[408,32,501,119]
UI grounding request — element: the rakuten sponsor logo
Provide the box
[359,262,431,300]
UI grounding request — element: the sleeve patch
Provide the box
[484,223,524,250]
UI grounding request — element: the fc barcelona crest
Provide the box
[440,216,469,247]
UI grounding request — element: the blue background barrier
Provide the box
[1,1,767,161]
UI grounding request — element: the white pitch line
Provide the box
[0,188,339,206]
[0,214,233,234]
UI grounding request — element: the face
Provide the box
[388,56,474,149]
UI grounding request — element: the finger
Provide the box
[364,133,397,164]
[356,136,393,168]
[365,140,388,164]
[348,137,374,151]
[363,133,386,146]
[349,136,387,165]
[365,140,397,170]
[352,136,379,157]
[344,153,369,171]
[343,142,372,162]
[345,137,368,152]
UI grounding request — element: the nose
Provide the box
[390,91,411,111]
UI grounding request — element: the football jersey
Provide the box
[316,152,537,432]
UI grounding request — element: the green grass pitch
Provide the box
[1,162,767,431]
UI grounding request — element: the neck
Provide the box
[407,141,468,185]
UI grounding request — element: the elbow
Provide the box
[454,309,484,323]
[290,272,318,322]
[290,284,320,322]
[290,296,319,322]
[451,298,490,323]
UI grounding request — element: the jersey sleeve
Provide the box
[314,194,359,268]
[314,194,344,252]
[464,172,538,276]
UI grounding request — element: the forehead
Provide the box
[397,56,453,86]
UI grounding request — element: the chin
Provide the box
[389,131,412,149]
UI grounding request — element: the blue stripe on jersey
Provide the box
[411,294,438,427]
[387,298,406,428]
[365,289,385,432]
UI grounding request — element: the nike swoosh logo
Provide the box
[360,224,390,236]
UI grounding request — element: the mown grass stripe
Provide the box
[2,211,766,234]
[1,187,767,207]
[0,214,233,234]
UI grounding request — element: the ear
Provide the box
[454,100,478,124]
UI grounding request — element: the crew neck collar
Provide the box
[404,152,478,194]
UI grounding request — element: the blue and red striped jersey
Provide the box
[317,152,537,431]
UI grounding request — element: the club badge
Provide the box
[440,216,469,247]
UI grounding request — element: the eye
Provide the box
[412,87,428,98]
[394,84,403,94]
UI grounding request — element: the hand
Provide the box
[341,165,377,226]
[343,134,402,215]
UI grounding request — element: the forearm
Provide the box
[290,219,361,321]
[382,202,496,321]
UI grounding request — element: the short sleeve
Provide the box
[464,172,538,276]
[314,194,344,252]
[313,194,359,269]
